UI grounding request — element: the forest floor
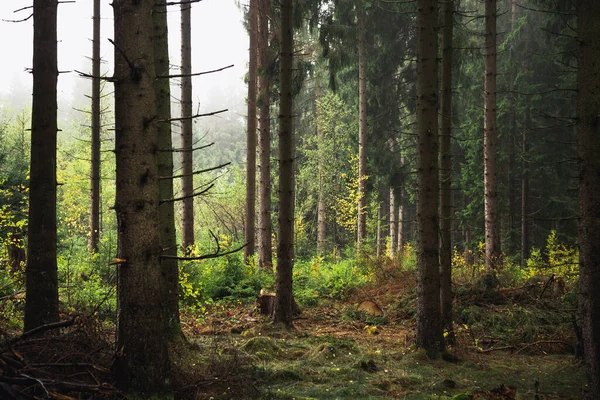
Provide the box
[171,271,585,399]
[0,270,586,399]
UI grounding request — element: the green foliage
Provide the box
[524,230,579,283]
[293,256,373,306]
[180,244,273,307]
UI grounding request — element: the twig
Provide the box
[158,64,234,79]
[160,162,230,180]
[516,340,573,355]
[161,109,227,122]
[477,345,515,353]
[1,317,77,348]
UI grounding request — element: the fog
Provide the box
[0,0,249,134]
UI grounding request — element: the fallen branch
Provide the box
[477,345,515,354]
[515,340,573,355]
[1,317,77,348]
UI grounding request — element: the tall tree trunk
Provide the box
[576,1,600,397]
[154,0,181,340]
[439,0,454,340]
[316,85,326,255]
[25,0,59,332]
[376,203,382,257]
[389,140,397,257]
[521,107,530,265]
[484,0,500,271]
[180,0,195,251]
[506,0,518,257]
[415,0,442,354]
[356,9,368,251]
[398,154,405,251]
[257,0,272,268]
[112,0,170,394]
[273,0,294,326]
[89,0,101,254]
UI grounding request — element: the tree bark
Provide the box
[439,0,454,340]
[273,0,294,326]
[521,106,530,265]
[316,84,326,255]
[415,0,442,354]
[25,0,59,332]
[506,0,518,257]
[112,0,171,393]
[245,0,258,263]
[356,9,368,251]
[484,0,500,271]
[154,0,182,340]
[89,0,101,254]
[576,1,600,397]
[180,0,195,251]
[257,0,273,268]
[389,140,397,257]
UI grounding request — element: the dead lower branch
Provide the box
[161,109,227,122]
[158,64,234,79]
[160,162,230,180]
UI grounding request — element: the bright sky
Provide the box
[0,0,249,111]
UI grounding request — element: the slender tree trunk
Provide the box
[112,0,170,393]
[484,0,500,271]
[257,0,273,268]
[389,187,396,257]
[389,139,397,257]
[316,85,326,255]
[415,0,442,354]
[356,9,368,250]
[439,0,454,340]
[376,204,382,257]
[180,0,195,251]
[25,0,59,332]
[89,0,101,254]
[578,10,600,388]
[577,2,600,398]
[521,107,530,265]
[245,0,258,263]
[273,0,294,326]
[506,0,518,257]
[154,0,182,340]
[397,154,404,251]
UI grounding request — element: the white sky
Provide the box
[0,0,249,113]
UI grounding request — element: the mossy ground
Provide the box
[172,274,585,399]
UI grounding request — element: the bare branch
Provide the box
[160,162,231,180]
[160,109,227,122]
[158,64,234,79]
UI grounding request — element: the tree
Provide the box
[257,0,273,268]
[439,0,454,339]
[356,8,368,250]
[112,0,170,393]
[181,0,195,251]
[245,0,258,263]
[274,0,294,325]
[415,0,442,354]
[89,0,101,254]
[483,0,500,271]
[25,0,60,332]
[154,0,182,339]
[576,1,600,397]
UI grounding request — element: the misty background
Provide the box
[0,0,250,166]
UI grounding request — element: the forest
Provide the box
[0,0,598,399]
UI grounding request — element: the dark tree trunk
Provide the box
[357,9,368,251]
[25,0,59,332]
[154,0,182,340]
[576,1,600,398]
[257,0,273,268]
[484,0,500,271]
[180,0,195,251]
[439,0,454,341]
[415,0,442,354]
[521,107,530,266]
[112,0,171,394]
[89,0,101,254]
[506,0,518,257]
[273,0,294,326]
[245,0,258,263]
